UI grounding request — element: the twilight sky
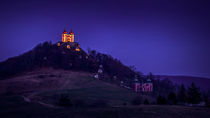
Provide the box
[0,0,210,78]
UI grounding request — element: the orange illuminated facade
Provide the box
[62,29,74,42]
[58,29,80,51]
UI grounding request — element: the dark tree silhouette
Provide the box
[143,99,149,105]
[59,94,72,107]
[167,92,177,105]
[177,84,186,104]
[153,78,175,97]
[187,83,201,104]
[131,96,142,105]
[157,95,166,105]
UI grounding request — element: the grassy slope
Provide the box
[0,68,140,106]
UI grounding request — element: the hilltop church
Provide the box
[57,29,80,51]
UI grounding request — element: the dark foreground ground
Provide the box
[0,95,209,118]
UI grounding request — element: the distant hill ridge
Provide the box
[155,75,210,90]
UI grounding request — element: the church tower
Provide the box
[133,75,140,92]
[68,30,74,42]
[62,29,68,42]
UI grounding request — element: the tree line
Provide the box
[0,42,135,81]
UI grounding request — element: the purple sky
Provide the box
[0,0,210,78]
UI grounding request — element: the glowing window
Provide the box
[57,42,61,46]
[75,48,80,51]
[67,45,70,49]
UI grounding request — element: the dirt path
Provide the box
[22,96,31,102]
[22,95,60,108]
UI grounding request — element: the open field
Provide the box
[0,95,209,118]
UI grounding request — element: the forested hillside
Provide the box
[0,42,135,81]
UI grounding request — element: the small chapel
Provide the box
[133,76,153,93]
[57,29,80,51]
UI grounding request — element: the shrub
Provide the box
[144,99,149,105]
[151,101,156,105]
[58,94,72,107]
[122,102,127,106]
[157,95,166,105]
[167,92,177,105]
[37,75,46,78]
[131,96,142,105]
[49,74,56,77]
[73,99,86,107]
[206,98,210,107]
[90,100,107,107]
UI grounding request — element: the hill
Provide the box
[155,75,210,91]
[0,42,135,83]
[0,68,210,118]
[0,42,210,118]
[1,41,209,97]
[0,68,146,107]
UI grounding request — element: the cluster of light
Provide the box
[75,48,80,51]
[67,45,71,49]
[57,42,61,46]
